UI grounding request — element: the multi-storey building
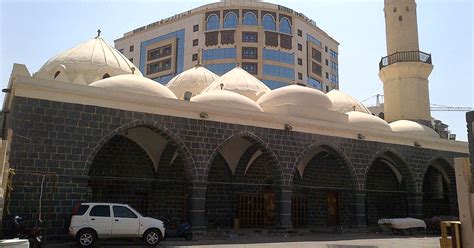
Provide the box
[114,0,340,92]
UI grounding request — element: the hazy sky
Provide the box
[0,0,472,141]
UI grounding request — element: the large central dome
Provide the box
[34,37,140,85]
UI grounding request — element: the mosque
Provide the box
[0,0,469,237]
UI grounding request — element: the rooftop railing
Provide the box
[379,51,432,70]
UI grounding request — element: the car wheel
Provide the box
[77,229,96,247]
[183,230,193,241]
[143,229,161,246]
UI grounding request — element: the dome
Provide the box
[346,111,391,131]
[34,37,140,85]
[327,90,372,114]
[202,66,270,101]
[257,85,346,122]
[89,74,177,99]
[191,90,263,112]
[166,64,219,99]
[390,120,440,138]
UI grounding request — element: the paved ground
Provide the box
[47,230,441,248]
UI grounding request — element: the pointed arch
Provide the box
[83,120,196,181]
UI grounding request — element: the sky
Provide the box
[0,0,472,141]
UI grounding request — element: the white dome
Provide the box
[35,37,140,85]
[89,74,177,99]
[256,85,345,122]
[191,90,263,112]
[390,120,440,138]
[346,111,391,131]
[327,90,372,114]
[166,64,219,99]
[202,66,270,101]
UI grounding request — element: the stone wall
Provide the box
[467,111,474,191]
[4,96,467,236]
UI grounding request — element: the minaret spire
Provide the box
[379,0,433,126]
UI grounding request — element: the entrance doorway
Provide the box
[326,192,339,226]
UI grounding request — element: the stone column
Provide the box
[407,192,423,219]
[188,181,208,230]
[278,185,293,229]
[354,190,367,228]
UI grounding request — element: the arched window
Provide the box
[279,17,292,34]
[206,14,220,30]
[223,12,238,29]
[54,71,60,79]
[242,12,257,26]
[102,73,110,79]
[262,14,276,31]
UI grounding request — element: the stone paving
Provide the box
[47,231,441,248]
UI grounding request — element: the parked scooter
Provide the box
[163,217,193,241]
[13,216,43,248]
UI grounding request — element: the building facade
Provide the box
[114,0,340,92]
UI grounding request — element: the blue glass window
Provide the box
[263,49,294,65]
[262,80,287,90]
[262,14,276,31]
[307,34,322,47]
[279,18,292,34]
[263,64,294,80]
[223,12,238,29]
[205,63,235,75]
[330,61,338,72]
[330,49,338,59]
[308,77,322,90]
[243,12,257,26]
[206,14,220,30]
[330,73,339,84]
[202,48,236,61]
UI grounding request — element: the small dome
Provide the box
[202,67,270,101]
[166,64,219,99]
[191,90,263,112]
[256,85,345,122]
[390,120,440,138]
[89,74,177,99]
[346,111,391,131]
[327,90,372,114]
[35,37,140,85]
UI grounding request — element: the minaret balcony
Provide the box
[379,51,432,70]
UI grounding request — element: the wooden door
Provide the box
[263,191,276,226]
[326,192,339,226]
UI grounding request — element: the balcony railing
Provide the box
[379,51,432,70]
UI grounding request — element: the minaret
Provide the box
[379,0,433,125]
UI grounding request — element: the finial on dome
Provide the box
[96,29,101,38]
[236,62,240,67]
[195,48,202,67]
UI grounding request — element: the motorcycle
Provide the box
[13,216,43,248]
[163,217,193,241]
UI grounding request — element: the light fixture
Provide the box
[2,89,11,93]
[200,112,209,119]
[414,141,421,147]
[284,124,292,132]
[357,133,365,140]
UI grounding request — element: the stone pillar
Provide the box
[188,181,207,230]
[354,190,367,228]
[407,192,423,219]
[278,185,293,229]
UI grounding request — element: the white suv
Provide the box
[68,203,165,247]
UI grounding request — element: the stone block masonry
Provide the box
[3,96,467,237]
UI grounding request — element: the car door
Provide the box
[88,205,113,238]
[111,205,140,237]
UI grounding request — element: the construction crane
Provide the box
[361,94,472,112]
